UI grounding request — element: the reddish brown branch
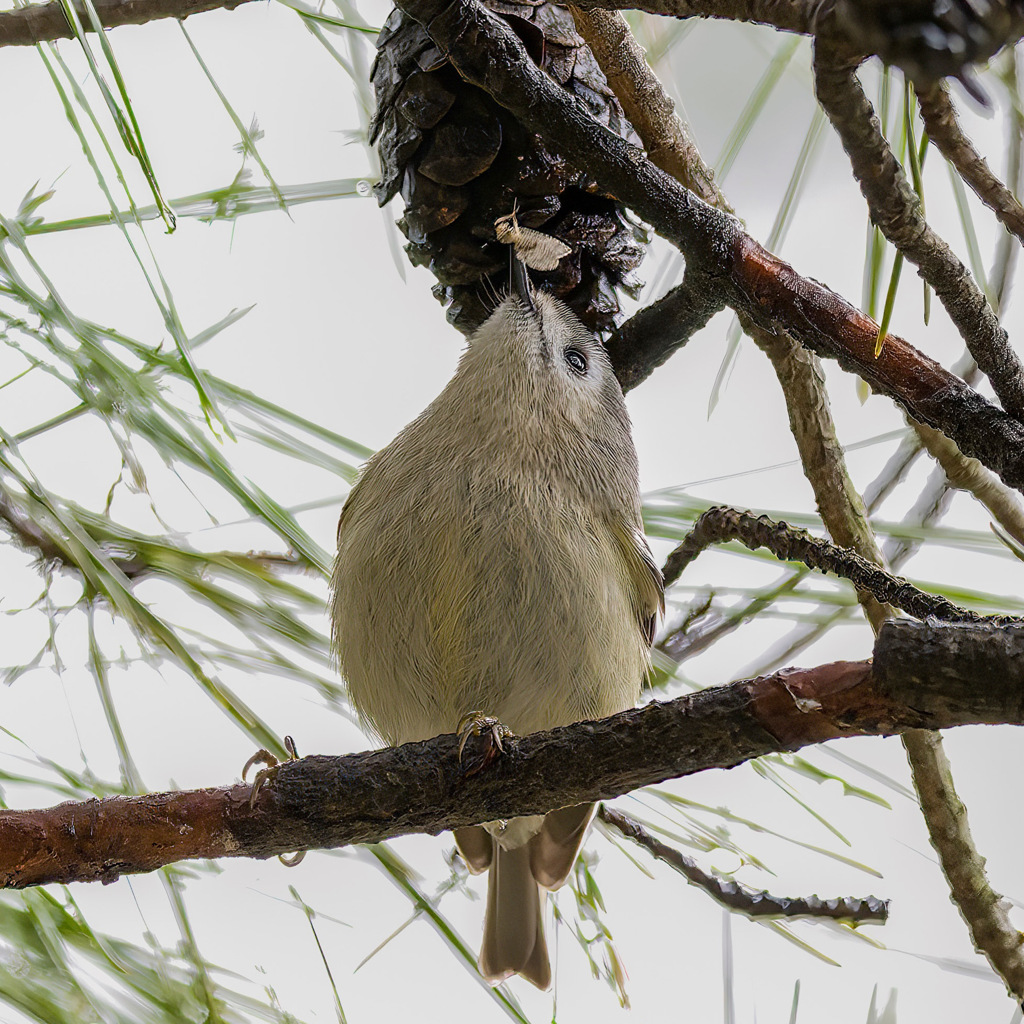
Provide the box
[728,232,1024,486]
[3,619,1024,889]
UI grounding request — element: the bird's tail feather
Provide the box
[479,843,550,990]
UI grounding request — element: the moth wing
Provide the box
[514,227,572,271]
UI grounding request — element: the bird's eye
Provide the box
[565,348,588,375]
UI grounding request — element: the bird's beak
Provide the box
[512,258,535,314]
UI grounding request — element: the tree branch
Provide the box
[901,730,1024,1000]
[573,0,817,35]
[598,805,889,924]
[915,81,1024,248]
[0,0,257,46]
[813,42,1024,422]
[569,4,730,210]
[608,266,727,392]
[3,619,1024,889]
[663,505,1020,625]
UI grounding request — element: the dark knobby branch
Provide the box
[597,805,889,924]
[393,0,1024,497]
[3,618,1024,889]
[812,42,1024,423]
[0,0,257,46]
[663,505,1022,625]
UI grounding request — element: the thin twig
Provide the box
[748,322,888,628]
[915,81,1024,247]
[662,505,1021,624]
[569,5,729,210]
[598,805,889,924]
[901,730,1024,1001]
[0,480,304,581]
[913,421,1024,548]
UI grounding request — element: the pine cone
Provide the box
[369,2,648,335]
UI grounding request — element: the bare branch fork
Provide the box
[2,616,1023,890]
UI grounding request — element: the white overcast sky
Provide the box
[1,4,1023,1023]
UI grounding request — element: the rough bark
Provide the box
[3,620,1024,889]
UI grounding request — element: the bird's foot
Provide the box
[242,735,305,866]
[457,711,513,777]
[242,733,300,807]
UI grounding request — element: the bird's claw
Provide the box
[242,748,280,806]
[457,711,513,776]
[242,736,306,865]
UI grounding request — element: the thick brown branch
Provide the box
[0,0,256,46]
[728,233,1024,490]
[3,619,1024,889]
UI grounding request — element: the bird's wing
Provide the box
[612,518,664,647]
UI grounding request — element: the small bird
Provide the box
[331,267,662,988]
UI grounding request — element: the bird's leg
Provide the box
[457,710,513,777]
